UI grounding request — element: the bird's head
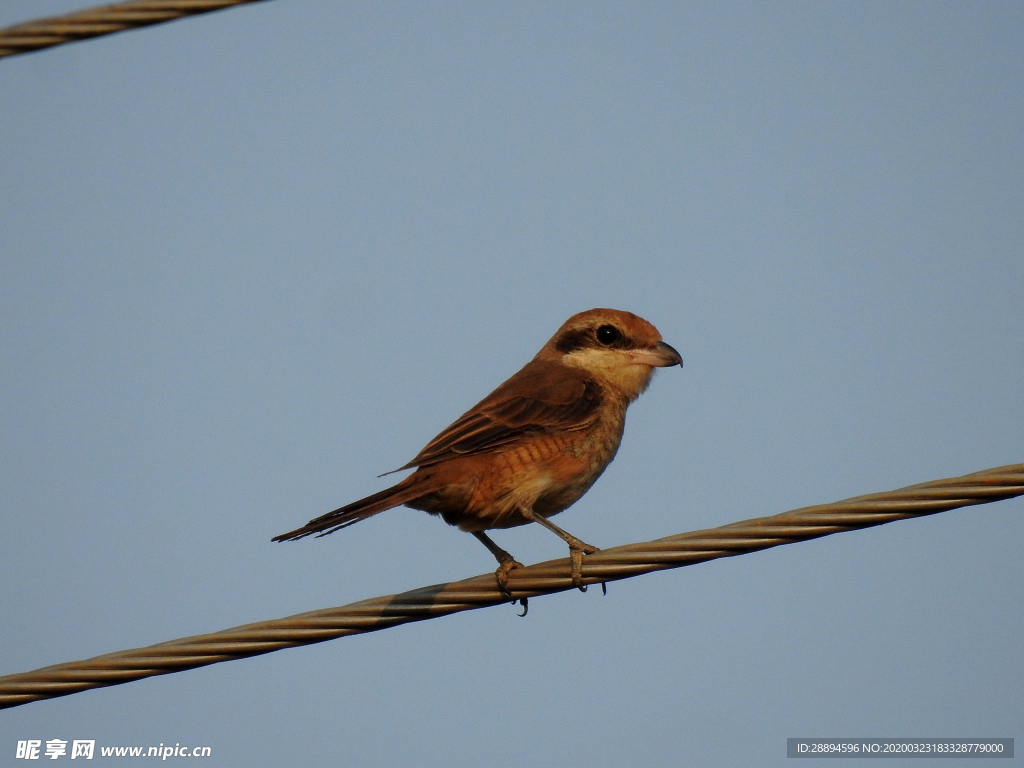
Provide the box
[536,308,683,401]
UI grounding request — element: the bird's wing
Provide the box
[392,361,603,471]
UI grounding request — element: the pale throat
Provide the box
[561,348,655,402]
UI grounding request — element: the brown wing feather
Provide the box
[392,360,603,471]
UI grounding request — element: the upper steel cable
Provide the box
[0,0,270,59]
[0,463,1020,710]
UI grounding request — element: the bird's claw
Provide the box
[567,539,600,592]
[494,557,524,602]
[495,559,529,616]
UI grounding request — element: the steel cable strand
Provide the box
[0,0,270,59]
[0,463,1021,709]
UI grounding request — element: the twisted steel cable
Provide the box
[0,0,270,59]
[1,463,1021,709]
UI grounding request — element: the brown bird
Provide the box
[273,308,682,600]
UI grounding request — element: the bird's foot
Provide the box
[473,531,527,614]
[566,537,600,592]
[494,556,524,600]
[494,558,529,616]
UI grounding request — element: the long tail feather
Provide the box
[272,477,426,542]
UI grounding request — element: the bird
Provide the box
[273,308,682,602]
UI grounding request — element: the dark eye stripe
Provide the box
[553,329,592,354]
[554,325,632,353]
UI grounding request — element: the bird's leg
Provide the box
[472,531,525,610]
[521,508,600,592]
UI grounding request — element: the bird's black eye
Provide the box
[596,325,620,346]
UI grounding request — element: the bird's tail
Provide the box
[272,476,427,542]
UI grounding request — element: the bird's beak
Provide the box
[629,340,683,368]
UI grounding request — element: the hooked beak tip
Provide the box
[655,340,683,368]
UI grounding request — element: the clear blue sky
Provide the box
[1,2,1021,766]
